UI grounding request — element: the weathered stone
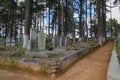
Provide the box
[30,28,38,41]
[28,28,38,50]
[6,37,10,46]
[38,31,46,50]
[11,38,15,46]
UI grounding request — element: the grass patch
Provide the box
[0,59,50,76]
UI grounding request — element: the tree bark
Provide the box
[23,0,32,48]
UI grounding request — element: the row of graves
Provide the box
[4,27,99,76]
[27,27,72,51]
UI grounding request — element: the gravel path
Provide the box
[0,42,113,80]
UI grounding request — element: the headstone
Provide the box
[27,40,31,50]
[52,35,59,49]
[6,37,15,46]
[38,31,46,50]
[28,28,38,50]
[30,28,38,41]
[11,38,15,46]
[6,37,11,46]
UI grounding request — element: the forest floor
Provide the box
[0,41,113,80]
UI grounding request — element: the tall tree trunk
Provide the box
[42,5,44,32]
[60,0,65,47]
[7,0,14,45]
[85,0,88,41]
[61,0,64,36]
[58,0,61,36]
[94,0,97,38]
[23,0,32,48]
[90,0,92,39]
[102,0,106,38]
[72,0,75,43]
[79,0,83,41]
[96,0,106,45]
[110,0,112,37]
[97,0,102,35]
[48,3,50,37]
[65,0,68,36]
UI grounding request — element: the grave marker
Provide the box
[38,31,46,50]
[28,28,38,50]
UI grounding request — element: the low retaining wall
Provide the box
[0,41,109,77]
[49,44,100,76]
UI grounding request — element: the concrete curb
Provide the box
[107,47,120,80]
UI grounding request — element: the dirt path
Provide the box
[0,42,113,80]
[57,41,113,80]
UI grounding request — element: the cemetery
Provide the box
[0,31,101,76]
[0,0,120,80]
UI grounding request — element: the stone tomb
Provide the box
[38,31,46,50]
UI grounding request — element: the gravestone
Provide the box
[28,28,38,50]
[6,33,15,46]
[38,31,46,50]
[11,38,15,46]
[52,35,59,49]
[6,33,11,46]
[6,37,10,46]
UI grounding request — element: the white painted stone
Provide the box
[23,34,28,48]
[11,38,15,46]
[29,28,38,50]
[107,47,120,80]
